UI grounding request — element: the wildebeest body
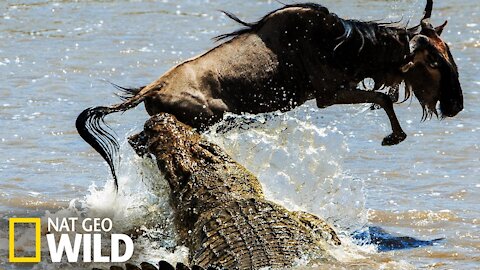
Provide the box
[76,2,463,187]
[143,7,409,127]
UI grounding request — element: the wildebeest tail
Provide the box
[110,82,144,100]
[76,85,151,189]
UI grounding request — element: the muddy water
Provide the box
[0,0,478,269]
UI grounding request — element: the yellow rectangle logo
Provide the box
[9,218,41,263]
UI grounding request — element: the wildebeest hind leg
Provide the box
[333,89,407,146]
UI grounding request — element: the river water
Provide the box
[0,0,478,269]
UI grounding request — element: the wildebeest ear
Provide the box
[435,20,448,36]
[400,61,415,73]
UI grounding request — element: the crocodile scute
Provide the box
[99,113,341,270]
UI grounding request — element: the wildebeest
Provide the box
[76,0,463,188]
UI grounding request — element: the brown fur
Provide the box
[76,1,463,187]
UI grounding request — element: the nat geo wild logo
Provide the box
[9,217,134,264]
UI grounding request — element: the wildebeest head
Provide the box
[401,0,463,119]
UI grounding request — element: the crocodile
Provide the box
[112,113,340,270]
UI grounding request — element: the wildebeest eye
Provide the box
[428,61,439,68]
[426,54,440,68]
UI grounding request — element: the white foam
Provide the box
[205,106,368,232]
[32,138,187,268]
[78,138,187,265]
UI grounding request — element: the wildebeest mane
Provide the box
[214,3,332,41]
[213,11,263,41]
[215,3,406,48]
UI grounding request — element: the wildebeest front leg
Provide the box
[333,89,407,146]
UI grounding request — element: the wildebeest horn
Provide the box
[408,0,434,36]
[422,0,433,21]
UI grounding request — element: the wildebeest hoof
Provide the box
[381,132,407,146]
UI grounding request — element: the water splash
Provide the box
[26,140,189,269]
[205,107,368,232]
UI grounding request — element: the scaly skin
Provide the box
[127,113,340,270]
